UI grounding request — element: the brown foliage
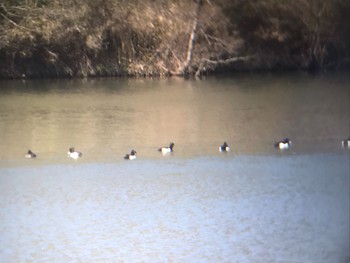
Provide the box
[0,0,349,78]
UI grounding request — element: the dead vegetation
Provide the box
[0,0,349,78]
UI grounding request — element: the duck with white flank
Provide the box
[342,137,350,148]
[124,149,137,160]
[219,142,230,152]
[274,138,292,150]
[25,150,36,159]
[68,147,82,159]
[158,143,175,155]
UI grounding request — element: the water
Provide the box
[0,72,349,262]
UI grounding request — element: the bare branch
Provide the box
[203,56,252,65]
[0,13,31,31]
[169,48,183,70]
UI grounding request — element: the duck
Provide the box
[124,149,137,160]
[274,138,292,150]
[25,150,36,159]
[158,143,175,154]
[342,137,350,148]
[219,142,230,152]
[68,147,82,159]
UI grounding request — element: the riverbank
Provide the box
[1,1,350,79]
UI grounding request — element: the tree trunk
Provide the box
[180,0,203,74]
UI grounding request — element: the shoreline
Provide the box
[1,66,349,81]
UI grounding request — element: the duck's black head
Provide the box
[131,149,137,155]
[169,143,175,149]
[282,138,290,143]
[27,150,36,157]
[69,147,74,153]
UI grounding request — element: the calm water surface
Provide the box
[0,72,349,262]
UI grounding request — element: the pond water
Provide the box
[0,72,349,262]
